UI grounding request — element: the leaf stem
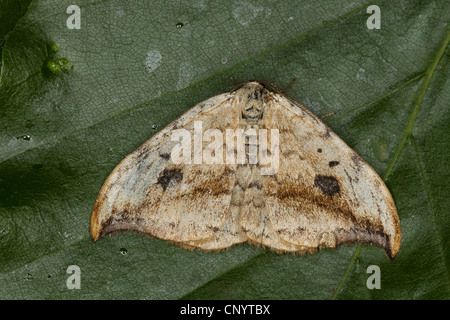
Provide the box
[383,28,450,180]
[331,245,362,299]
[333,27,450,299]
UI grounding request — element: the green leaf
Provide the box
[0,0,449,299]
[0,0,33,74]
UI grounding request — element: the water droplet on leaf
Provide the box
[17,135,31,141]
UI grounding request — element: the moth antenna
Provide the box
[231,76,237,87]
[230,79,248,92]
[319,111,336,119]
[281,78,296,93]
[258,78,296,94]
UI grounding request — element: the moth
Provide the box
[91,81,401,259]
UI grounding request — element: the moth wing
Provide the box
[261,93,401,259]
[237,165,300,253]
[91,91,240,244]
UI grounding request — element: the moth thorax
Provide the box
[241,84,266,121]
[242,100,264,120]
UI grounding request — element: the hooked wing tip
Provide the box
[90,198,104,242]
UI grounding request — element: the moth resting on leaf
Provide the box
[91,81,402,259]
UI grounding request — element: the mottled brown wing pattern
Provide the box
[261,93,401,259]
[91,92,239,244]
[91,81,401,259]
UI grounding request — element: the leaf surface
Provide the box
[0,0,449,299]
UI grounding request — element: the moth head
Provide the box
[240,82,266,120]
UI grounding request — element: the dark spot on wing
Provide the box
[314,175,340,196]
[317,148,322,153]
[329,161,339,167]
[351,153,363,171]
[157,168,183,191]
[159,153,170,160]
